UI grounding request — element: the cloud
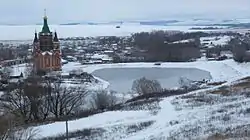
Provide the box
[0,0,249,24]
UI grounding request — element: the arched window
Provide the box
[52,55,55,66]
[40,56,43,68]
[56,56,61,67]
[56,57,59,66]
[45,55,50,68]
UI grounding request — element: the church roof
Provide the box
[33,31,38,43]
[41,10,51,33]
[53,32,59,42]
[41,17,51,33]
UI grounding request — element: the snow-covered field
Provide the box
[23,59,250,139]
[201,35,232,47]
[0,25,191,40]
[171,35,232,48]
[10,63,29,76]
[0,24,249,41]
[34,110,153,139]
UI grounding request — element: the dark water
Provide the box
[92,67,212,93]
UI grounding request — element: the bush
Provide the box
[178,77,199,91]
[132,77,162,95]
[90,90,118,110]
[231,38,250,63]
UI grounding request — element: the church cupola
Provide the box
[41,9,51,34]
[33,31,38,43]
[53,31,59,42]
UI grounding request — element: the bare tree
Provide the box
[178,77,200,91]
[23,77,46,121]
[0,85,31,122]
[232,45,247,62]
[0,111,39,140]
[0,75,88,122]
[230,38,248,62]
[178,77,193,91]
[45,80,88,119]
[24,63,35,78]
[90,90,117,110]
[1,126,39,140]
[0,76,48,122]
[132,77,162,95]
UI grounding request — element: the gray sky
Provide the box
[1,0,250,24]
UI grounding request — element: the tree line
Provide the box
[230,36,250,62]
[131,31,204,62]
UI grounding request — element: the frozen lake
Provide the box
[92,67,212,93]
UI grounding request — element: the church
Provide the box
[32,12,62,73]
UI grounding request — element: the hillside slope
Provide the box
[27,60,250,139]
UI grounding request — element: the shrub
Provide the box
[132,77,162,95]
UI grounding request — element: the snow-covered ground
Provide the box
[60,59,245,92]
[201,35,232,48]
[170,35,232,47]
[9,63,29,77]
[8,62,109,91]
[0,25,249,41]
[34,110,153,139]
[124,92,250,139]
[168,18,250,26]
[10,59,250,90]
[0,91,3,97]
[83,59,247,83]
[26,59,250,139]
[0,25,191,40]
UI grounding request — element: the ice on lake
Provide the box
[92,67,212,93]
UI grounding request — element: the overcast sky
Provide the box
[1,0,250,24]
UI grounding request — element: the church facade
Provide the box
[33,13,62,72]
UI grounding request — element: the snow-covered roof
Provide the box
[104,50,114,53]
[91,54,112,61]
[171,39,195,44]
[27,55,32,59]
[42,51,53,55]
[61,58,68,63]
[66,56,76,59]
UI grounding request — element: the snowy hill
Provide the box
[21,59,250,139]
[31,78,250,139]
